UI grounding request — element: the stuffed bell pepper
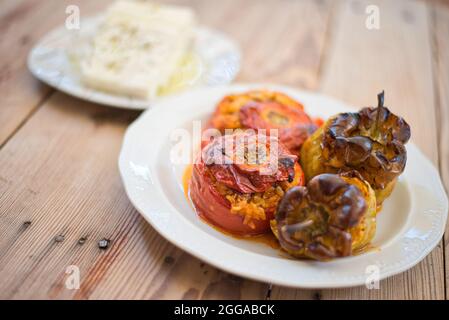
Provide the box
[271,172,377,261]
[300,92,410,204]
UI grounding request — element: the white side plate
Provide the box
[27,16,240,109]
[118,84,448,288]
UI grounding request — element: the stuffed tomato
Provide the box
[208,90,319,154]
[190,132,304,236]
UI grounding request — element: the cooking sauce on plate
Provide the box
[182,165,376,255]
[183,164,280,249]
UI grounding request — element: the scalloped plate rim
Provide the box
[118,83,448,288]
[27,16,241,110]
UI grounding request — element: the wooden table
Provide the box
[0,0,448,300]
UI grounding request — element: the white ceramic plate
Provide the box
[118,84,448,288]
[27,16,240,109]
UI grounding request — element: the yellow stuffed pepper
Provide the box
[300,92,410,205]
[271,172,377,261]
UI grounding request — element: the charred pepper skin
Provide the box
[271,172,377,261]
[300,92,411,205]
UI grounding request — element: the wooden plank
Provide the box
[0,0,333,299]
[432,2,449,299]
[177,0,334,89]
[0,0,110,147]
[229,0,335,89]
[270,0,445,300]
[0,93,268,300]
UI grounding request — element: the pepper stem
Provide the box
[377,90,385,108]
[375,90,385,136]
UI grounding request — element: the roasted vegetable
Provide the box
[271,172,377,260]
[210,90,306,130]
[208,90,317,154]
[190,132,304,236]
[239,101,317,154]
[300,92,410,204]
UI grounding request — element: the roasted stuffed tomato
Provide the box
[190,132,305,236]
[300,92,410,205]
[271,172,377,261]
[208,90,319,154]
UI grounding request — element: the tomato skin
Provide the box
[210,90,306,132]
[190,162,273,235]
[239,101,313,130]
[191,130,306,236]
[190,161,305,236]
[237,102,318,156]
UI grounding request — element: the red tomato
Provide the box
[189,134,305,236]
[239,101,317,155]
[190,162,275,235]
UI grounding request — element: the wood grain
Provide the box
[0,0,333,299]
[0,0,447,300]
[270,0,445,300]
[432,2,449,299]
[0,0,110,147]
[172,0,334,89]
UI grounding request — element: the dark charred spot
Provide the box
[322,93,410,190]
[279,157,295,168]
[313,174,346,196]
